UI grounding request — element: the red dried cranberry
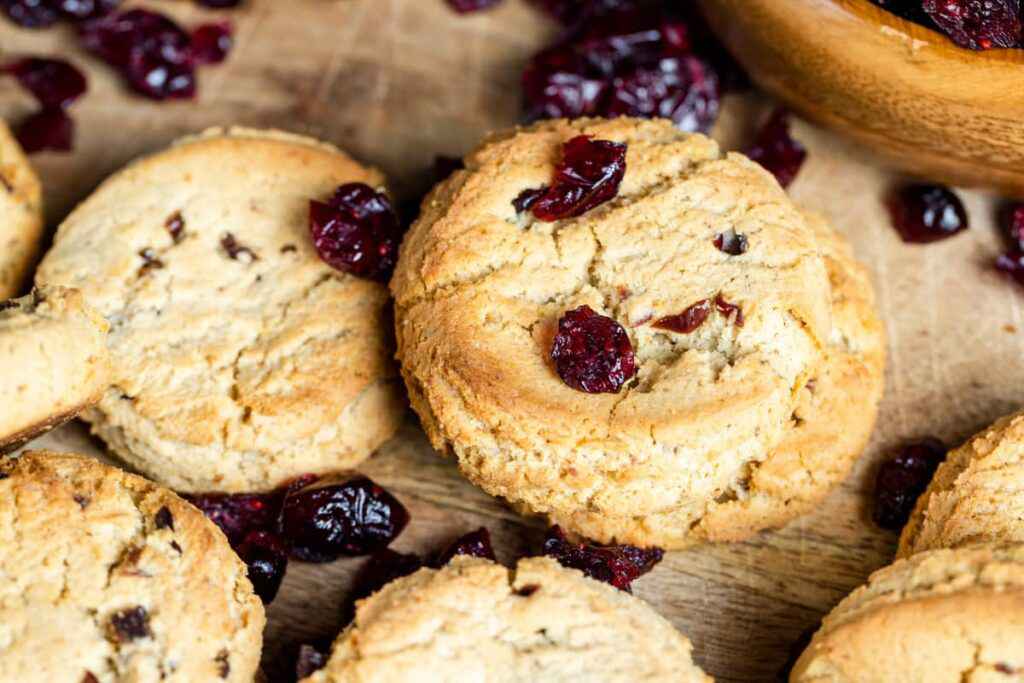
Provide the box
[653,299,711,334]
[1005,203,1024,251]
[57,0,119,21]
[432,527,497,567]
[744,108,807,189]
[714,294,744,327]
[551,305,635,394]
[713,229,748,255]
[309,183,402,282]
[190,21,233,65]
[196,0,241,6]
[522,46,608,121]
[446,0,501,12]
[14,107,73,153]
[184,475,317,546]
[108,606,151,642]
[922,0,1022,49]
[350,549,423,603]
[1,0,60,27]
[528,135,626,221]
[541,526,663,591]
[528,0,637,25]
[873,438,947,530]
[236,530,289,604]
[886,184,968,243]
[4,58,87,108]
[870,0,940,28]
[605,54,720,133]
[279,474,409,563]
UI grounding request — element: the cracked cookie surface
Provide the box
[37,128,406,493]
[899,410,1024,559]
[302,556,710,683]
[0,285,111,452]
[391,117,884,548]
[0,451,265,682]
[0,120,44,300]
[791,545,1024,682]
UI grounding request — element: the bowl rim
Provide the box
[836,0,1024,65]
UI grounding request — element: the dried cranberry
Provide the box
[528,135,626,221]
[745,108,807,189]
[3,58,87,108]
[185,490,283,546]
[606,54,719,132]
[541,526,663,591]
[522,46,608,121]
[1,0,59,27]
[236,530,288,604]
[714,294,744,327]
[349,548,423,607]
[190,21,233,65]
[446,0,501,12]
[309,183,402,282]
[432,527,496,567]
[108,606,151,642]
[873,438,947,530]
[870,0,939,28]
[14,107,73,153]
[551,305,635,394]
[279,474,409,563]
[57,0,119,21]
[528,0,637,25]
[714,229,748,255]
[295,644,329,679]
[196,0,241,7]
[653,299,711,334]
[922,0,1022,49]
[1005,203,1024,251]
[886,184,968,243]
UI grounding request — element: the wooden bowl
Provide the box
[697,0,1024,194]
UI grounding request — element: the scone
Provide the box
[899,410,1024,559]
[790,545,1024,682]
[0,451,265,682]
[391,117,884,548]
[0,285,111,452]
[0,120,44,299]
[302,556,711,683]
[37,128,406,493]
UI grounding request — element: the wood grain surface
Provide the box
[699,0,1024,195]
[3,1,1023,681]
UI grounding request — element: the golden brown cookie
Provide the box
[37,128,406,493]
[791,545,1024,682]
[392,117,884,548]
[302,556,711,683]
[0,451,265,682]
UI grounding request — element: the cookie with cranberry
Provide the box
[37,128,405,493]
[0,285,111,453]
[0,451,265,682]
[392,116,883,548]
[791,545,1024,681]
[0,120,44,299]
[898,410,1024,559]
[301,556,710,683]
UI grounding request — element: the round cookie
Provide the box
[790,545,1024,682]
[0,451,265,682]
[899,410,1024,559]
[37,128,406,493]
[0,285,111,452]
[391,117,884,548]
[302,556,711,683]
[0,120,44,299]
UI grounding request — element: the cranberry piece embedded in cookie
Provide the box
[190,21,233,65]
[280,474,409,563]
[541,526,663,592]
[236,530,289,603]
[653,299,711,334]
[446,0,502,12]
[310,183,402,282]
[432,527,497,567]
[108,606,152,642]
[873,438,947,530]
[551,305,636,394]
[4,57,87,109]
[713,229,748,255]
[714,294,744,327]
[922,0,1022,50]
[529,136,626,221]
[14,107,74,153]
[886,184,968,243]
[744,108,807,189]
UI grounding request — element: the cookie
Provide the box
[37,127,406,493]
[790,545,1024,682]
[301,556,711,683]
[899,410,1024,559]
[0,285,111,453]
[0,450,265,682]
[391,117,884,548]
[0,120,44,299]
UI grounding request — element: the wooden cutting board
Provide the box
[3,1,1021,680]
